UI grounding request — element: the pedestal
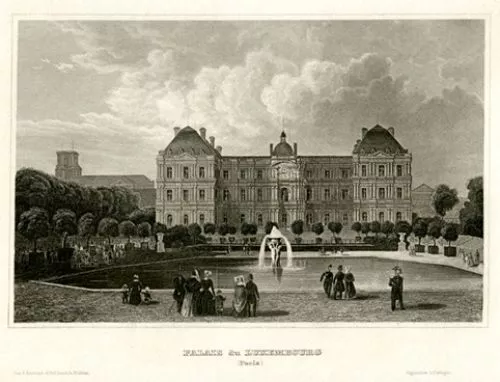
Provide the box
[398,233,406,252]
[156,233,165,253]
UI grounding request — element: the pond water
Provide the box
[54,254,482,292]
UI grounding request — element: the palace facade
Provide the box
[156,124,413,229]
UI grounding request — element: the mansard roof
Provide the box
[353,124,408,155]
[164,126,220,157]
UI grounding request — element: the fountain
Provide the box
[258,226,293,268]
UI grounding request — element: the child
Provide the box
[215,289,226,316]
[121,284,129,303]
[143,286,152,304]
[389,266,405,311]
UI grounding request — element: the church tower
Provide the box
[55,151,82,181]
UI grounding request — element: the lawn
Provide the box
[14,282,482,323]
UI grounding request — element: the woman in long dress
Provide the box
[200,270,216,315]
[232,275,248,318]
[129,274,143,305]
[173,275,186,314]
[181,269,201,317]
[344,266,356,299]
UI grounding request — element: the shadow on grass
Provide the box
[409,303,447,310]
[221,308,289,317]
[352,294,380,301]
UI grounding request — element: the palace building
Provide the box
[156,124,413,229]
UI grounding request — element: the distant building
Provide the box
[411,183,465,222]
[156,124,413,229]
[54,151,156,209]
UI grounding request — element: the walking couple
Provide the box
[320,264,356,300]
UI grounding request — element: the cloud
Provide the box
[54,62,75,73]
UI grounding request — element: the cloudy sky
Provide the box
[16,20,484,194]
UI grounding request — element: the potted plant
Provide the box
[228,225,237,244]
[412,219,428,253]
[218,224,229,244]
[351,222,362,242]
[427,220,442,254]
[312,222,324,244]
[360,222,371,241]
[291,219,304,245]
[328,222,343,244]
[442,223,459,257]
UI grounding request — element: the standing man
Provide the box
[332,265,345,300]
[320,264,334,298]
[246,274,260,317]
[389,266,405,311]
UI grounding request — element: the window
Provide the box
[257,214,263,226]
[324,170,331,178]
[281,213,288,226]
[306,170,312,178]
[199,189,205,201]
[324,189,331,200]
[378,188,385,199]
[342,213,348,225]
[324,213,330,225]
[361,212,368,222]
[396,212,402,221]
[199,214,205,225]
[397,187,403,199]
[379,212,384,222]
[396,165,403,176]
[361,188,367,200]
[306,187,312,201]
[183,190,189,201]
[166,189,173,201]
[240,189,246,201]
[378,165,385,177]
[306,213,313,225]
[183,215,189,225]
[223,170,229,180]
[167,214,173,226]
[257,169,263,180]
[281,188,289,202]
[240,214,246,224]
[341,169,349,179]
[166,167,173,179]
[223,189,230,201]
[240,169,246,179]
[361,165,367,177]
[199,167,205,178]
[183,167,189,179]
[223,214,228,224]
[341,189,349,200]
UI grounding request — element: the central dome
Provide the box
[272,131,294,157]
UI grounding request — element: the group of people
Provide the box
[320,264,356,300]
[461,249,481,267]
[172,269,261,318]
[121,274,158,306]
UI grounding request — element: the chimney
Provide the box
[174,126,180,136]
[388,126,395,136]
[270,143,274,156]
[361,127,368,138]
[209,136,215,147]
[216,145,222,153]
[199,127,206,140]
[293,142,298,156]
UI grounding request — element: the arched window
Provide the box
[306,187,312,201]
[306,213,313,225]
[167,214,173,227]
[361,212,368,222]
[183,214,189,225]
[240,214,246,223]
[257,214,263,226]
[379,212,384,222]
[396,212,402,222]
[199,214,205,225]
[280,188,289,202]
[281,213,288,226]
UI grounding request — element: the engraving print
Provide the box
[14,20,484,323]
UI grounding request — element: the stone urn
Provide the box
[398,233,406,252]
[156,232,165,253]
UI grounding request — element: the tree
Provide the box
[153,222,167,236]
[327,222,343,238]
[119,220,137,243]
[291,220,304,237]
[351,222,362,236]
[218,224,229,236]
[432,184,459,217]
[228,225,237,235]
[265,221,278,235]
[360,222,370,237]
[427,221,442,246]
[247,223,258,236]
[138,222,152,241]
[97,217,119,246]
[413,219,428,245]
[188,223,202,244]
[381,221,395,238]
[311,222,324,236]
[17,207,50,253]
[369,221,381,237]
[52,209,77,248]
[78,212,96,249]
[441,223,459,247]
[240,222,251,236]
[395,220,412,236]
[203,222,216,235]
[459,176,483,238]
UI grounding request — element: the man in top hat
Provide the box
[246,273,260,317]
[389,266,405,311]
[320,264,334,298]
[332,265,345,300]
